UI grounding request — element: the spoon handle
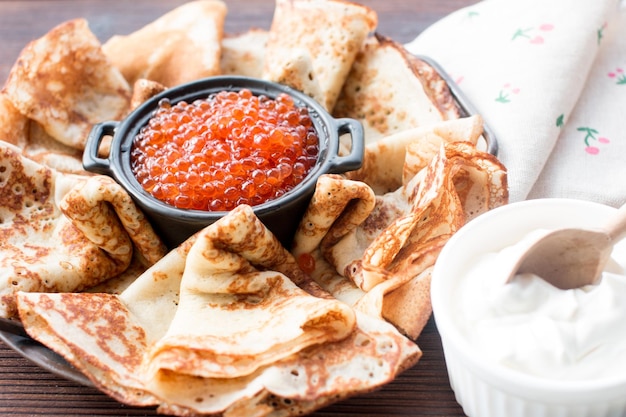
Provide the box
[606,203,626,243]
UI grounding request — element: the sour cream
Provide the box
[456,230,626,381]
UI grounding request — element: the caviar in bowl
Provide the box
[84,76,364,249]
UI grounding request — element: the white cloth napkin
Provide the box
[406,0,625,207]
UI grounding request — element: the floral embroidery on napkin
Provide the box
[465,10,480,19]
[495,83,520,103]
[578,126,611,155]
[597,22,608,44]
[512,23,554,44]
[447,71,465,85]
[556,114,565,128]
[405,0,624,204]
[608,67,626,84]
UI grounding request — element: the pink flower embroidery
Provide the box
[448,72,464,85]
[608,68,626,85]
[578,126,610,155]
[512,23,554,44]
[495,83,520,103]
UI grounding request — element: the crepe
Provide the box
[292,140,508,338]
[0,94,28,149]
[333,34,460,144]
[129,79,168,111]
[17,205,420,416]
[345,115,484,194]
[103,0,227,87]
[353,142,507,336]
[0,93,91,175]
[146,204,357,379]
[0,1,511,413]
[262,0,377,111]
[220,29,268,77]
[2,19,131,151]
[0,142,166,318]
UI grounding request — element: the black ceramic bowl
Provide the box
[83,76,364,249]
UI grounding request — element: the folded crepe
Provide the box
[0,92,96,175]
[2,19,131,150]
[262,0,377,111]
[333,34,460,144]
[0,142,166,318]
[0,2,510,413]
[345,115,485,194]
[147,204,357,379]
[220,29,268,77]
[103,0,227,87]
[352,140,507,291]
[292,137,508,338]
[0,94,28,149]
[17,205,420,416]
[129,79,168,111]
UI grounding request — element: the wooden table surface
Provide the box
[0,1,477,416]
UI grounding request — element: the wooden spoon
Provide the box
[505,203,626,290]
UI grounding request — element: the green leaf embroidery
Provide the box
[597,23,607,45]
[512,27,533,41]
[597,28,603,44]
[577,126,599,147]
[556,114,564,128]
[495,90,510,103]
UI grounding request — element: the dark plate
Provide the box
[0,323,93,387]
[0,54,497,388]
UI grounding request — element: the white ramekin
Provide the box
[431,198,626,417]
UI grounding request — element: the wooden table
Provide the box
[0,1,477,416]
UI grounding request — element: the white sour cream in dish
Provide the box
[456,230,626,381]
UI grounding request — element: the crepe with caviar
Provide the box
[262,0,377,111]
[0,142,166,318]
[333,34,460,144]
[2,19,131,151]
[16,205,420,416]
[292,137,508,338]
[103,0,227,88]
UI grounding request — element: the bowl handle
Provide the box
[83,121,118,175]
[327,118,365,174]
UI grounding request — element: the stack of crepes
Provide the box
[0,0,508,415]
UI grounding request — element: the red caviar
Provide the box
[131,89,319,211]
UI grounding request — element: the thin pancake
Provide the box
[0,93,90,175]
[2,19,131,150]
[333,34,460,144]
[0,142,165,318]
[103,0,227,87]
[293,142,508,339]
[17,205,420,416]
[345,115,484,194]
[220,29,268,77]
[263,0,377,111]
[147,205,357,379]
